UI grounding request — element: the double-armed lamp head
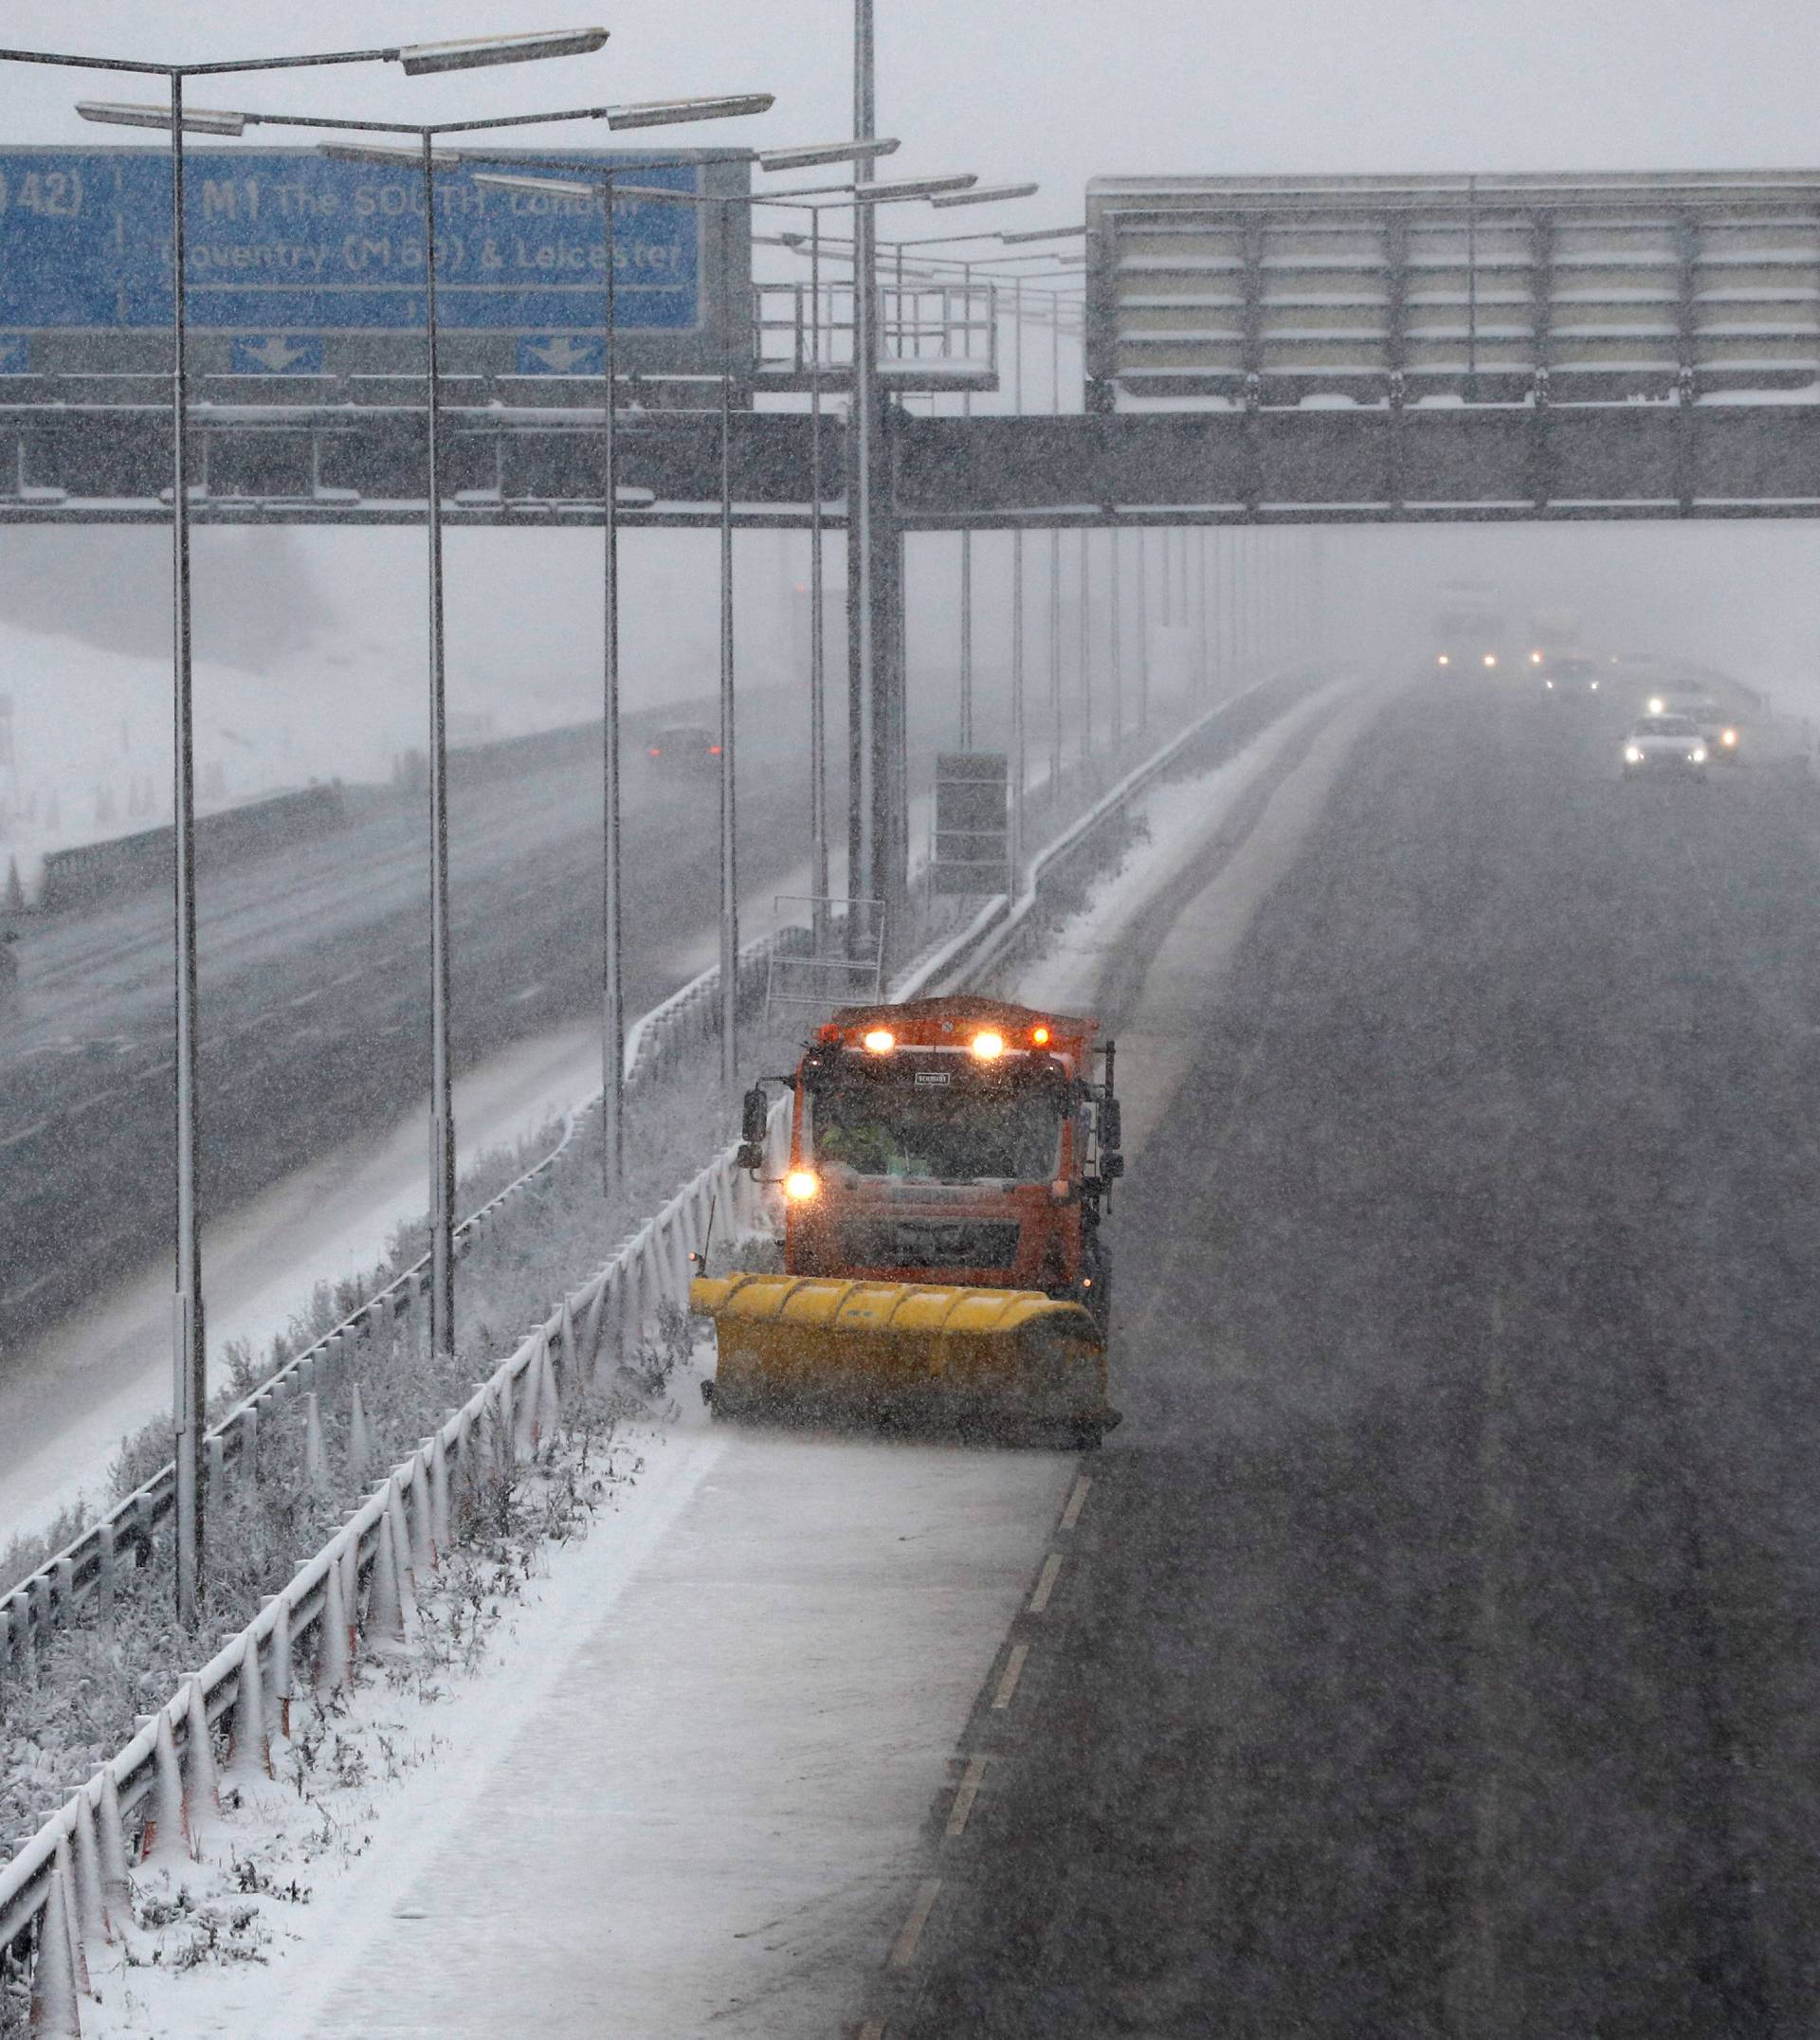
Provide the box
[397,28,610,74]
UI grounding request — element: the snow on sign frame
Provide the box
[0,146,753,389]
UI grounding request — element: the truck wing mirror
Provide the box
[740,1084,771,1148]
[1103,1152,1125,1181]
[1101,1099,1122,1152]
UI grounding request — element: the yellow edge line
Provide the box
[888,1877,943,1970]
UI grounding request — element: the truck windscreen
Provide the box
[810,1077,1064,1184]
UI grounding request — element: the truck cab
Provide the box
[744,995,1120,1329]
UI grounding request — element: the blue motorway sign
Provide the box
[0,149,737,376]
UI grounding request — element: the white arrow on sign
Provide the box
[240,336,312,372]
[522,336,598,373]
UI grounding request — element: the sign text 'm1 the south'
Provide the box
[0,149,716,373]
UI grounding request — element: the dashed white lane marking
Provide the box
[888,1879,942,1970]
[1028,1552,1064,1614]
[946,1753,990,1840]
[992,1641,1030,1712]
[1060,1473,1093,1532]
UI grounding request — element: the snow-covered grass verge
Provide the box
[0,1334,699,2040]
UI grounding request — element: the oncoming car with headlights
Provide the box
[1621,714,1708,778]
[1642,687,1743,763]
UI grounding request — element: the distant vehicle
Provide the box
[1642,687,1740,761]
[643,724,720,777]
[1541,654,1604,700]
[1621,715,1708,778]
[1433,580,1506,673]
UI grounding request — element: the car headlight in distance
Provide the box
[1647,696,1665,714]
[1623,745,1645,764]
[1545,679,1556,690]
[1691,746,1708,763]
[1589,680,1599,692]
[1437,653,1451,666]
[1722,727,1738,746]
[1483,653,1498,667]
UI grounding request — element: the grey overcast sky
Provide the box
[2,2,1817,228]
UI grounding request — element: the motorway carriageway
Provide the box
[140,669,1381,2040]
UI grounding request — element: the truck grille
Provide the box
[832,1219,1023,1271]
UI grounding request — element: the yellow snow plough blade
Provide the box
[690,1272,1113,1438]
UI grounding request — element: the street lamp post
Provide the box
[1109,527,1123,750]
[1136,525,1150,734]
[957,260,974,753]
[851,0,879,927]
[1047,290,1064,801]
[808,208,830,923]
[1009,275,1025,885]
[1079,527,1092,766]
[17,24,609,1631]
[1198,523,1210,697]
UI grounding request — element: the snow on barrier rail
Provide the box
[0,669,1322,2007]
[0,1099,791,1996]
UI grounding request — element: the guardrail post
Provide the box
[428,1429,453,1559]
[94,1525,115,1626]
[182,1675,220,1819]
[348,1383,373,1481]
[406,1453,434,1578]
[303,1392,327,1491]
[49,1835,91,1999]
[261,1594,294,1740]
[557,1297,578,1396]
[366,1503,409,1652]
[316,1557,351,1697]
[28,1862,82,2037]
[225,1634,271,1785]
[579,1280,608,1391]
[69,1792,107,1950]
[141,1710,190,1865]
[96,1770,130,1926]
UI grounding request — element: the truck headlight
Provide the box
[1623,745,1644,764]
[1691,746,1707,763]
[784,1169,820,1202]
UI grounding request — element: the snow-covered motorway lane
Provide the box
[0,715,810,1342]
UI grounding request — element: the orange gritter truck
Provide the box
[689,995,1123,1445]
